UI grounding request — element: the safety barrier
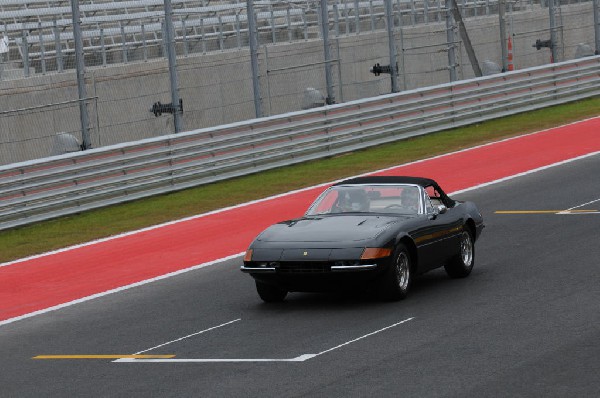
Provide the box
[1,56,599,230]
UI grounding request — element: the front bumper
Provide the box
[240,259,388,292]
[240,263,378,273]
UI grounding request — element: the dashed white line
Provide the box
[133,318,242,355]
[114,317,415,363]
[558,198,600,214]
[312,317,414,358]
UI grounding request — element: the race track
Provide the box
[2,117,600,324]
[0,119,599,397]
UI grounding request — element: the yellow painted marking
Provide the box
[495,210,597,214]
[33,354,175,360]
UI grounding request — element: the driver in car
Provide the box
[334,189,370,212]
[400,187,420,214]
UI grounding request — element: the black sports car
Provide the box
[241,176,484,302]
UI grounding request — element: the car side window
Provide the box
[424,192,435,214]
[425,186,443,207]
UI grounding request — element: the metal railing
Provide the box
[0,56,598,230]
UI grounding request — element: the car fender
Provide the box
[394,232,419,271]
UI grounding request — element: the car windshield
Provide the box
[305,184,422,216]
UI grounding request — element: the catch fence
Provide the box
[1,0,599,165]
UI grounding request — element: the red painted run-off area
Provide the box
[1,118,599,322]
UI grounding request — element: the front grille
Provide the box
[277,262,331,273]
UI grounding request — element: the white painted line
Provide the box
[567,198,600,210]
[3,116,598,269]
[557,198,600,214]
[312,317,414,358]
[0,253,244,328]
[133,318,241,355]
[558,211,600,215]
[114,318,414,364]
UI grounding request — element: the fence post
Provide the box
[71,0,92,149]
[499,0,508,71]
[163,0,183,134]
[320,0,336,104]
[247,0,263,118]
[445,0,458,82]
[54,19,63,73]
[354,0,360,34]
[399,22,407,90]
[38,22,46,74]
[548,0,559,62]
[335,38,344,102]
[101,28,107,67]
[21,31,30,77]
[384,0,399,93]
[593,0,600,54]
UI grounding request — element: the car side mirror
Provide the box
[437,204,447,215]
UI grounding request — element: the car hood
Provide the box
[256,214,409,243]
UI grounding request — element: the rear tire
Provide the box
[444,229,475,278]
[255,281,287,302]
[378,243,412,301]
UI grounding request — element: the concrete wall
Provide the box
[0,2,596,165]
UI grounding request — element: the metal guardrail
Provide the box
[1,56,599,230]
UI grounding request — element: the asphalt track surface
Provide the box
[1,120,599,396]
[1,152,599,397]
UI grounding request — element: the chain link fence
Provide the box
[1,0,599,165]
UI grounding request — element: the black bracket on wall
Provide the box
[150,98,183,117]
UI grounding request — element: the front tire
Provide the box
[378,244,412,301]
[255,281,287,302]
[444,229,475,278]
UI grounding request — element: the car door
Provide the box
[415,190,463,272]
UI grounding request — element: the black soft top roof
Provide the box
[333,176,455,207]
[334,176,437,187]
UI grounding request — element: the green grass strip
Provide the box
[1,97,598,263]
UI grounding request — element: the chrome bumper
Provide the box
[240,264,378,273]
[240,266,276,273]
[330,264,377,272]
